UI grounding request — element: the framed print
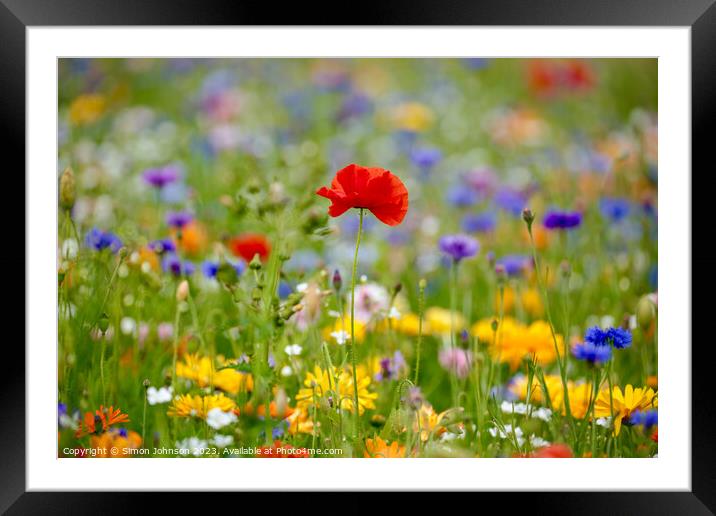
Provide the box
[4,0,714,512]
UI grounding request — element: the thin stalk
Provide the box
[414,279,426,385]
[349,208,364,445]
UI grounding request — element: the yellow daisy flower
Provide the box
[595,385,658,435]
[176,353,253,394]
[295,365,377,415]
[167,393,236,419]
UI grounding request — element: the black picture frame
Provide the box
[3,0,713,512]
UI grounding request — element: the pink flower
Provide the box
[439,348,473,379]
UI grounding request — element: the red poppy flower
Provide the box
[316,164,409,226]
[229,233,271,263]
[256,440,310,458]
[531,443,573,458]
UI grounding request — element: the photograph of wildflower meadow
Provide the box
[58,58,658,459]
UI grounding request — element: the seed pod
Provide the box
[249,254,262,270]
[59,166,76,211]
[97,313,110,334]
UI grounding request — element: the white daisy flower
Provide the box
[330,330,350,345]
[146,386,173,405]
[206,408,238,430]
[284,344,302,356]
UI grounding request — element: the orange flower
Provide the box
[75,406,130,437]
[89,429,142,457]
[364,436,406,458]
[171,221,208,256]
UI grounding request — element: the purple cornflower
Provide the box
[496,255,532,277]
[148,238,176,254]
[374,351,407,382]
[543,210,583,230]
[161,253,195,277]
[439,234,479,262]
[166,211,194,229]
[462,212,497,233]
[584,326,632,349]
[85,227,122,253]
[142,165,180,188]
[572,341,612,365]
[439,348,473,379]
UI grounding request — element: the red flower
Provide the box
[229,233,271,263]
[531,443,573,458]
[316,164,409,226]
[75,405,130,438]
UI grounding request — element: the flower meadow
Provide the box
[57,58,658,459]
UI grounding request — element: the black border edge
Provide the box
[5,0,716,513]
[692,0,716,512]
[0,0,26,514]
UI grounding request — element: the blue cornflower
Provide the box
[447,185,478,207]
[462,212,497,233]
[410,147,442,170]
[496,255,532,277]
[162,253,195,277]
[439,234,480,262]
[572,341,612,365]
[85,227,122,253]
[166,211,194,229]
[543,210,583,230]
[628,409,658,429]
[599,197,631,222]
[201,259,245,279]
[494,188,527,217]
[584,326,632,349]
[148,238,176,254]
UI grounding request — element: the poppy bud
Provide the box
[332,269,342,291]
[97,313,110,334]
[59,166,76,211]
[393,282,402,295]
[176,280,189,302]
[636,295,657,329]
[249,254,262,270]
[522,208,535,232]
[560,260,571,279]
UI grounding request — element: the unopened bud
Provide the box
[249,254,262,270]
[491,319,499,333]
[59,166,76,211]
[143,379,151,389]
[495,264,507,285]
[97,313,110,334]
[275,387,288,418]
[560,260,571,279]
[522,208,535,232]
[419,278,427,290]
[176,280,189,302]
[332,269,342,291]
[393,282,403,295]
[636,295,657,329]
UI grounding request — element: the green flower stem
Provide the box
[526,226,576,439]
[350,208,364,446]
[413,279,426,385]
[449,259,459,408]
